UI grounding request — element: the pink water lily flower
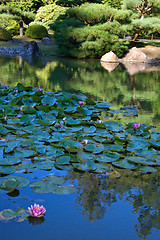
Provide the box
[133,123,140,129]
[28,204,46,217]
[38,88,43,91]
[78,101,84,106]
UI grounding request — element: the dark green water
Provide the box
[0,55,160,240]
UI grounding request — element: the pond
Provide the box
[0,55,160,240]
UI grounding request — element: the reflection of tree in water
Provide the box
[66,169,160,239]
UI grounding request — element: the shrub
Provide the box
[6,19,19,36]
[0,27,12,41]
[25,24,48,39]
[33,3,67,28]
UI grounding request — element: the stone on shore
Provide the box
[100,51,119,62]
[122,47,148,63]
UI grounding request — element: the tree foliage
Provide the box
[122,0,160,40]
[32,3,67,28]
[0,5,35,36]
[52,3,130,58]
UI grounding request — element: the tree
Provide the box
[0,5,35,36]
[122,0,160,40]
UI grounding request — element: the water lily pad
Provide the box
[77,152,95,160]
[56,156,71,165]
[126,156,158,166]
[0,209,16,219]
[84,144,104,154]
[112,159,137,170]
[35,161,55,170]
[93,163,109,173]
[104,121,123,132]
[43,175,65,185]
[0,157,21,166]
[41,96,57,106]
[4,175,30,188]
[72,160,97,171]
[0,179,19,192]
[137,166,157,173]
[96,152,119,163]
[0,165,16,175]
[29,180,57,193]
[54,185,77,195]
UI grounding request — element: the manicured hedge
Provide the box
[25,24,48,39]
[0,27,12,41]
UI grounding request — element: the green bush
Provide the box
[25,24,48,39]
[0,27,12,41]
[33,3,67,28]
[6,19,19,36]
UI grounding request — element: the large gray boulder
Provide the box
[122,47,148,63]
[23,41,39,56]
[101,51,119,62]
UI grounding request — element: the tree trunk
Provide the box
[132,29,141,42]
[19,20,23,37]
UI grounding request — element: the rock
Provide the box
[100,51,119,62]
[122,47,148,63]
[42,37,55,45]
[23,41,39,56]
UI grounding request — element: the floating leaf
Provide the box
[112,159,137,170]
[0,209,16,220]
[4,175,30,188]
[54,185,77,195]
[126,156,158,166]
[96,152,119,163]
[0,165,16,174]
[72,160,96,171]
[41,96,57,106]
[29,180,57,193]
[0,157,21,166]
[0,179,19,192]
[56,156,71,165]
[35,161,55,170]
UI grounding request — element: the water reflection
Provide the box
[1,55,160,126]
[28,216,45,226]
[66,169,160,239]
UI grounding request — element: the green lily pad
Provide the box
[137,166,157,173]
[84,144,104,154]
[0,179,19,192]
[112,159,137,170]
[0,165,16,175]
[41,96,57,106]
[43,175,65,185]
[96,152,119,163]
[0,209,16,220]
[56,156,71,165]
[72,160,97,171]
[0,157,21,166]
[77,152,95,160]
[29,180,57,193]
[54,185,77,195]
[4,175,30,188]
[126,156,158,166]
[35,161,55,170]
